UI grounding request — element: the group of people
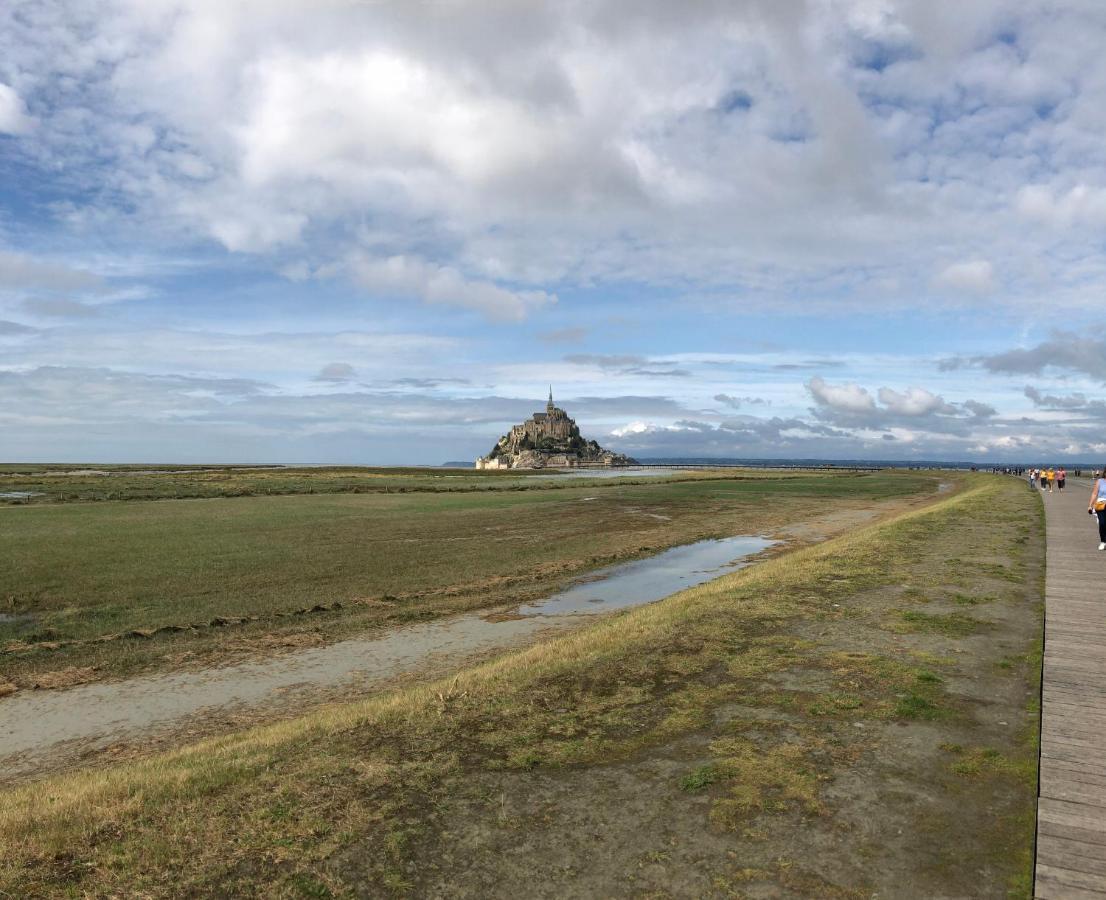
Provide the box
[1012,466,1106,552]
[1027,467,1067,492]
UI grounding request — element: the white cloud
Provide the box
[0,83,33,135]
[349,255,555,321]
[877,385,951,416]
[808,375,876,413]
[1016,184,1106,228]
[611,421,658,438]
[11,1,1106,314]
[934,259,996,295]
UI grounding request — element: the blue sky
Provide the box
[2,0,1106,463]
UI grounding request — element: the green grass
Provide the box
[0,464,920,505]
[0,474,1042,897]
[892,610,987,637]
[0,469,936,683]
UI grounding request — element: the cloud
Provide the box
[1022,384,1106,414]
[877,386,954,416]
[564,354,689,377]
[314,362,356,383]
[1017,184,1106,228]
[0,320,37,335]
[807,375,876,413]
[11,1,1106,318]
[349,255,555,321]
[0,83,33,135]
[934,259,996,295]
[961,399,997,419]
[976,334,1106,381]
[714,393,768,409]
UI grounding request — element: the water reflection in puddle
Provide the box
[517,535,775,616]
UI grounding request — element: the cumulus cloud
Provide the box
[877,386,954,416]
[9,0,1106,315]
[806,375,995,440]
[807,376,877,413]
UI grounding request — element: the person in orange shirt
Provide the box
[1046,468,1055,493]
[1057,467,1066,492]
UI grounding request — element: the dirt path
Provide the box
[0,610,586,783]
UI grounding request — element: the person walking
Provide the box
[1089,470,1106,551]
[1058,467,1066,492]
[1047,467,1056,493]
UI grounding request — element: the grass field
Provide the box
[1,468,937,686]
[0,463,866,504]
[0,474,1042,897]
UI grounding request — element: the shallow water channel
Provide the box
[0,534,774,777]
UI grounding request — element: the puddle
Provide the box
[0,533,773,779]
[0,491,43,500]
[518,535,775,616]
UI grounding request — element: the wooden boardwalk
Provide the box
[1036,478,1106,899]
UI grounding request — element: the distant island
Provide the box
[475,389,636,470]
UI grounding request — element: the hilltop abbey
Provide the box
[475,389,636,470]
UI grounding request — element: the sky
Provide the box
[2,0,1106,464]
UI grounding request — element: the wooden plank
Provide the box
[1038,848,1106,878]
[1037,484,1106,898]
[1036,863,1106,894]
[1035,871,1106,899]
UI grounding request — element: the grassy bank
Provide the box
[0,469,934,686]
[0,475,1042,897]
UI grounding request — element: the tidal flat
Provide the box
[0,473,1043,898]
